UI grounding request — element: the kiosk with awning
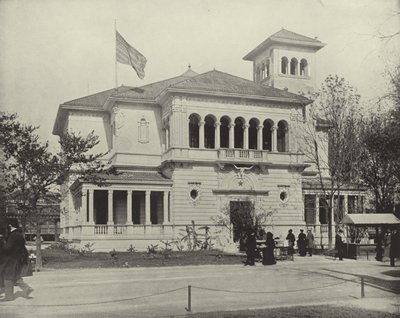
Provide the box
[340,213,400,259]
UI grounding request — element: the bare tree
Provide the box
[302,75,362,248]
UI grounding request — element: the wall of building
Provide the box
[110,102,163,168]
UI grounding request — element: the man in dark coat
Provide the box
[335,229,344,261]
[245,231,257,266]
[390,229,400,267]
[297,229,307,256]
[286,229,295,260]
[2,218,34,301]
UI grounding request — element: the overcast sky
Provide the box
[0,0,399,147]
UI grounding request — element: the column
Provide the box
[315,194,320,225]
[167,128,170,149]
[344,195,348,215]
[243,124,249,149]
[163,191,169,224]
[229,123,235,148]
[199,120,205,149]
[272,126,277,152]
[145,190,151,225]
[107,190,114,225]
[257,125,263,150]
[127,190,132,224]
[88,189,94,225]
[81,189,87,224]
[214,122,221,149]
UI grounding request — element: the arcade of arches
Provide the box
[188,114,289,152]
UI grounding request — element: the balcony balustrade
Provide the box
[162,147,305,166]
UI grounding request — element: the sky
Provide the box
[0,0,399,148]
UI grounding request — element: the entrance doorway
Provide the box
[230,201,252,251]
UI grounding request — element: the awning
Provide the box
[341,213,400,226]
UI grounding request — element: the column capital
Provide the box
[214,122,221,128]
[257,125,263,130]
[243,123,250,129]
[229,123,235,129]
[198,120,205,127]
[271,126,277,131]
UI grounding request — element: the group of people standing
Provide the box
[0,218,34,301]
[286,229,314,258]
[244,230,276,266]
[245,228,316,266]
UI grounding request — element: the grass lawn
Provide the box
[189,305,399,318]
[39,248,244,269]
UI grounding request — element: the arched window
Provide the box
[248,119,258,150]
[189,114,200,148]
[204,115,215,149]
[281,57,288,75]
[277,120,288,152]
[220,116,230,148]
[234,118,244,149]
[262,120,273,151]
[290,58,298,75]
[300,59,308,76]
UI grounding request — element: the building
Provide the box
[53,29,366,251]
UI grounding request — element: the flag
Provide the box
[116,31,147,79]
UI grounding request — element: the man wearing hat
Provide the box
[1,218,34,301]
[335,229,345,261]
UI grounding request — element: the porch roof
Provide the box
[71,171,172,189]
[341,213,400,226]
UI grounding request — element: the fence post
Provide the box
[361,277,365,298]
[185,285,192,312]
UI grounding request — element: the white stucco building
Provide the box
[53,29,366,251]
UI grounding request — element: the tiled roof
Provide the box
[269,29,322,44]
[169,70,310,102]
[62,75,192,108]
[243,28,325,61]
[61,68,309,109]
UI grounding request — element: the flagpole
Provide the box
[115,19,118,95]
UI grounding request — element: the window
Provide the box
[300,59,308,76]
[204,115,215,149]
[188,182,201,205]
[138,117,149,143]
[279,188,289,203]
[234,118,244,149]
[304,195,316,224]
[281,57,288,74]
[189,114,200,148]
[220,116,230,148]
[262,120,273,151]
[290,58,298,75]
[277,120,288,152]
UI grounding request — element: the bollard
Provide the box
[361,277,365,298]
[185,285,192,312]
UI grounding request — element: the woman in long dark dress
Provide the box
[262,232,276,265]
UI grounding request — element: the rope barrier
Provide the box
[0,286,187,307]
[191,279,358,294]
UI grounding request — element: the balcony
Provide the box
[162,147,306,166]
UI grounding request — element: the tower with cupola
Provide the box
[243,28,325,94]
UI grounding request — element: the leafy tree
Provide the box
[303,75,362,248]
[0,113,112,269]
[357,112,398,213]
[357,64,400,216]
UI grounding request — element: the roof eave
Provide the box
[243,39,325,61]
[164,87,312,105]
